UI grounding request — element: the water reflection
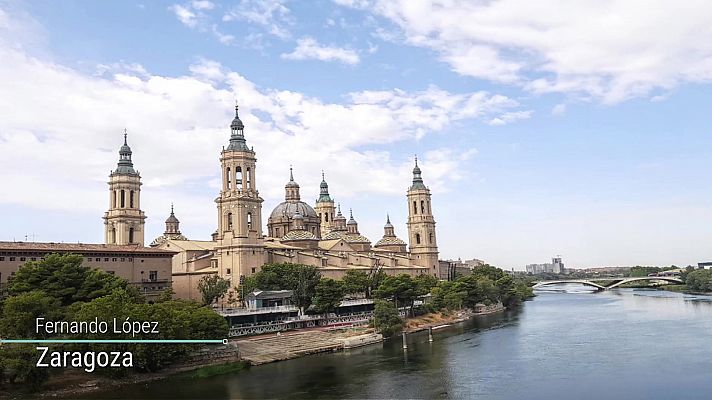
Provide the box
[80,290,712,400]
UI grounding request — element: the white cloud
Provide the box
[168,4,197,28]
[191,0,214,10]
[338,0,712,103]
[551,103,566,115]
[281,37,360,65]
[0,32,523,240]
[488,110,533,126]
[223,0,292,39]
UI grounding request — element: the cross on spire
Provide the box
[123,128,128,145]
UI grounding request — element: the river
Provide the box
[84,287,712,399]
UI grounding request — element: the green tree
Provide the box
[252,263,321,314]
[312,278,344,315]
[197,274,231,306]
[0,290,62,339]
[686,269,712,292]
[374,274,417,314]
[238,275,258,305]
[372,300,402,338]
[413,274,439,296]
[9,253,128,306]
[366,269,386,299]
[342,270,369,297]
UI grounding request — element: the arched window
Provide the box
[246,167,252,189]
[413,201,418,214]
[120,190,125,208]
[236,166,243,190]
[226,167,231,190]
[421,200,425,214]
[325,213,329,222]
[275,227,280,237]
[113,190,117,208]
[429,233,433,244]
[227,212,233,230]
[247,212,252,229]
[416,233,421,244]
[130,191,135,208]
[129,227,134,243]
[111,228,116,244]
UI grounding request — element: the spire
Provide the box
[410,155,427,190]
[317,170,332,203]
[227,102,249,151]
[347,208,357,225]
[285,166,300,200]
[384,214,395,236]
[114,129,137,175]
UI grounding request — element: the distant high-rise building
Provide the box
[526,256,565,274]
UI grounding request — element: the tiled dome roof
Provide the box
[282,230,318,241]
[343,234,371,244]
[150,233,188,247]
[323,231,344,240]
[375,236,406,247]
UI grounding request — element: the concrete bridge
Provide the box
[532,276,683,291]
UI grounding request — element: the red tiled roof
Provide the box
[0,241,176,255]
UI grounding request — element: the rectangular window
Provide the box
[31,257,36,261]
[20,257,25,261]
[251,268,256,274]
[96,258,101,262]
[128,257,133,261]
[104,258,109,262]
[112,258,117,262]
[0,257,4,261]
[226,269,231,275]
[149,271,158,281]
[10,257,16,261]
[120,257,125,262]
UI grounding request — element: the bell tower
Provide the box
[406,157,439,276]
[315,171,335,237]
[215,104,265,281]
[104,131,146,245]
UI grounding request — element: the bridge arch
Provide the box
[532,280,606,291]
[605,276,683,289]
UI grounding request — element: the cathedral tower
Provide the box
[315,172,335,237]
[215,105,265,280]
[406,157,439,276]
[104,132,146,245]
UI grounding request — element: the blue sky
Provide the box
[1,0,711,269]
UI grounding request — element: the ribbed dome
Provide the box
[270,201,318,220]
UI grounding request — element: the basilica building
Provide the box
[107,106,440,301]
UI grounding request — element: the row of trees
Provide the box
[0,254,228,389]
[218,263,533,338]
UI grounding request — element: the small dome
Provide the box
[323,231,344,240]
[375,236,406,247]
[344,234,371,244]
[347,209,357,225]
[150,233,188,247]
[165,214,179,224]
[283,230,317,241]
[270,201,318,220]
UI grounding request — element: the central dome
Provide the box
[270,200,318,220]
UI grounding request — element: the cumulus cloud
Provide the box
[337,0,712,103]
[281,37,360,65]
[488,110,533,126]
[168,4,197,28]
[0,23,524,239]
[169,2,233,44]
[223,0,293,39]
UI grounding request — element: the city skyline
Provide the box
[1,1,712,269]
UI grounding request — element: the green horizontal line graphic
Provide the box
[0,339,227,344]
